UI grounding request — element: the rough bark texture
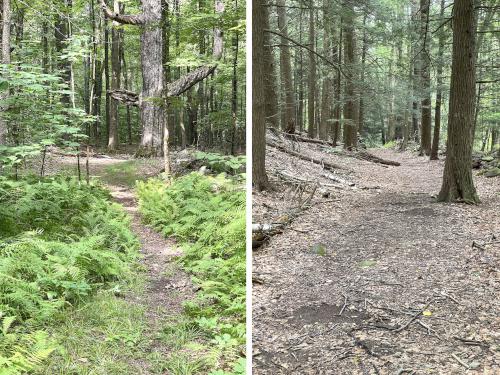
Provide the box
[277,0,296,134]
[419,0,432,156]
[343,7,358,149]
[430,0,446,160]
[333,24,342,147]
[0,0,11,145]
[438,0,479,203]
[307,2,316,138]
[253,0,269,191]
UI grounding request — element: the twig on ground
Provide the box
[339,294,348,316]
[393,300,433,333]
[451,353,470,369]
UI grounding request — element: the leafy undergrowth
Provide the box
[0,176,142,374]
[137,172,246,375]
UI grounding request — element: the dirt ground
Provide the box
[253,142,499,374]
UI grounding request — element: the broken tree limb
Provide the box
[101,0,145,25]
[108,89,140,106]
[167,66,217,96]
[267,141,345,170]
[276,129,335,146]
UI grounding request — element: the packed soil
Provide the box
[253,140,500,374]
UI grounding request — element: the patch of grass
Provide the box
[35,291,148,375]
[100,160,147,187]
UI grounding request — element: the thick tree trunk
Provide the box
[430,0,446,160]
[438,0,479,204]
[419,0,432,156]
[307,1,316,138]
[358,13,367,136]
[108,0,121,151]
[343,7,358,149]
[253,0,269,190]
[0,0,10,145]
[277,0,296,134]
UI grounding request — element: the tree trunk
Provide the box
[277,0,296,133]
[0,0,10,145]
[253,0,269,190]
[438,0,479,204]
[358,13,367,137]
[307,1,316,138]
[333,22,342,147]
[318,0,331,141]
[138,0,164,156]
[430,0,445,160]
[108,0,121,151]
[54,0,72,106]
[343,6,358,149]
[263,3,279,129]
[419,0,431,156]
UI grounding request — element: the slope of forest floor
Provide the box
[253,139,499,374]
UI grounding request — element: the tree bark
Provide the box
[253,0,270,190]
[438,0,479,204]
[0,0,10,145]
[419,0,432,156]
[319,0,331,141]
[54,0,72,106]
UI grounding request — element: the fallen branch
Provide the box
[356,151,401,166]
[267,141,344,170]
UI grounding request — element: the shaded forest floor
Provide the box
[253,140,499,374]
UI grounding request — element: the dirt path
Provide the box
[108,185,194,374]
[253,148,499,374]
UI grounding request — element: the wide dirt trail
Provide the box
[253,149,499,374]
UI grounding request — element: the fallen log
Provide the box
[267,141,344,170]
[281,132,335,147]
[357,151,401,166]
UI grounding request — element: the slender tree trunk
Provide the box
[343,6,358,149]
[108,0,121,151]
[54,0,72,106]
[319,0,331,141]
[430,0,445,160]
[307,1,316,138]
[277,0,296,133]
[0,0,11,145]
[263,3,279,129]
[333,22,342,147]
[419,0,432,155]
[358,13,367,137]
[253,0,269,190]
[438,0,479,203]
[298,8,304,133]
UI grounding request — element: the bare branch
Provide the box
[101,0,145,25]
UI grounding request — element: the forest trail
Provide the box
[253,146,499,374]
[107,181,194,374]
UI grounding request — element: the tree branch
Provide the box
[264,28,346,76]
[101,0,145,25]
[108,89,139,106]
